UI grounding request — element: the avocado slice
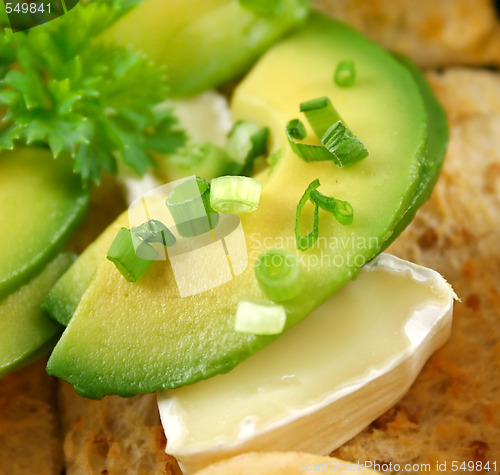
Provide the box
[47,14,443,398]
[0,148,89,299]
[101,0,309,97]
[41,221,121,326]
[0,253,74,378]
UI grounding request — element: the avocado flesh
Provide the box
[42,226,119,326]
[47,14,437,398]
[0,148,89,299]
[0,254,73,378]
[102,0,309,97]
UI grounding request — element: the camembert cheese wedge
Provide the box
[158,254,456,474]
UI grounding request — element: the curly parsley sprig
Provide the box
[0,1,186,185]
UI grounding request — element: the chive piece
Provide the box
[238,0,283,16]
[286,120,335,163]
[107,228,157,282]
[296,180,355,251]
[131,219,176,247]
[287,119,307,140]
[334,60,356,87]
[321,120,369,167]
[234,300,287,335]
[163,142,234,182]
[286,97,369,167]
[300,96,342,138]
[226,121,269,176]
[295,179,321,251]
[286,119,333,162]
[287,139,333,162]
[210,175,262,214]
[166,177,219,237]
[310,189,354,226]
[255,249,303,302]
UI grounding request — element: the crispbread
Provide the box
[58,383,182,475]
[313,0,500,67]
[0,359,63,475]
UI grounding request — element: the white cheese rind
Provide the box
[158,254,455,474]
[166,91,233,147]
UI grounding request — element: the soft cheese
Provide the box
[158,254,456,474]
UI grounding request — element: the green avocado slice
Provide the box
[47,14,444,398]
[0,148,89,299]
[41,229,118,326]
[102,0,309,98]
[0,253,74,378]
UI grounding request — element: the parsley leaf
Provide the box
[0,1,186,185]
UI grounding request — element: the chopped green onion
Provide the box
[287,119,307,140]
[310,189,354,226]
[295,179,320,251]
[107,228,157,283]
[296,180,354,251]
[234,300,287,335]
[166,177,219,237]
[300,97,342,138]
[335,200,355,225]
[210,176,262,214]
[131,219,176,247]
[162,142,234,182]
[334,60,356,87]
[226,121,269,176]
[238,0,283,16]
[321,120,369,167]
[255,249,303,301]
[286,97,369,167]
[286,121,334,163]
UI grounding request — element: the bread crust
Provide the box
[58,383,182,475]
[0,359,63,475]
